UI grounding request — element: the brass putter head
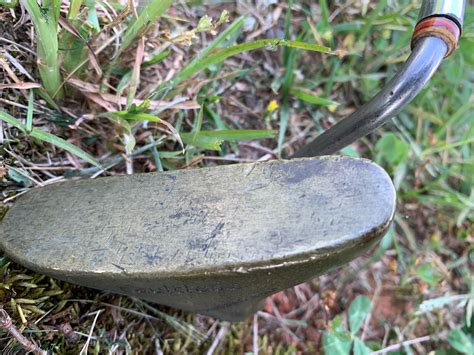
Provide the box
[1,0,464,321]
[0,157,395,320]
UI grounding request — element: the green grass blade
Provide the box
[188,39,331,78]
[147,136,164,173]
[108,111,162,122]
[119,0,173,55]
[1,110,100,167]
[357,0,388,43]
[26,90,34,133]
[190,129,276,141]
[181,129,276,151]
[291,87,339,108]
[23,0,63,98]
[278,41,298,156]
[422,138,474,155]
[192,107,204,141]
[29,129,101,168]
[67,0,83,19]
[60,21,90,75]
[204,104,227,130]
[278,103,291,157]
[181,133,223,151]
[282,0,294,64]
[85,0,100,32]
[143,50,171,67]
[162,39,332,94]
[319,0,330,30]
[0,111,26,131]
[34,88,60,110]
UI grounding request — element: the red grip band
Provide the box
[411,17,461,57]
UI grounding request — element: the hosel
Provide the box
[292,0,465,158]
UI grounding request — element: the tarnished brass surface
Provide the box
[0,157,396,320]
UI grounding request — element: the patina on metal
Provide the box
[0,0,466,321]
[0,157,395,320]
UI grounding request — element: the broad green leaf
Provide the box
[108,115,132,132]
[448,329,474,354]
[330,314,346,332]
[353,338,371,355]
[291,87,339,108]
[29,128,101,168]
[349,295,372,334]
[0,111,26,131]
[322,332,351,355]
[375,133,409,166]
[341,145,360,157]
[416,263,443,287]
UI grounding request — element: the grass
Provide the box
[0,0,473,353]
[22,0,63,99]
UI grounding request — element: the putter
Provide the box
[0,0,465,321]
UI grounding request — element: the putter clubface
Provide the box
[0,157,395,321]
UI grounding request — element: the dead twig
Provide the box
[79,309,103,355]
[206,322,230,355]
[253,313,259,355]
[372,335,432,354]
[0,308,46,355]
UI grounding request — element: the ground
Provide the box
[0,1,473,354]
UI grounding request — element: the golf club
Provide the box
[0,0,465,321]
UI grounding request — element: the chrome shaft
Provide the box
[293,0,466,158]
[418,0,466,27]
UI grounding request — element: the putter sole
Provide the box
[0,157,395,320]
